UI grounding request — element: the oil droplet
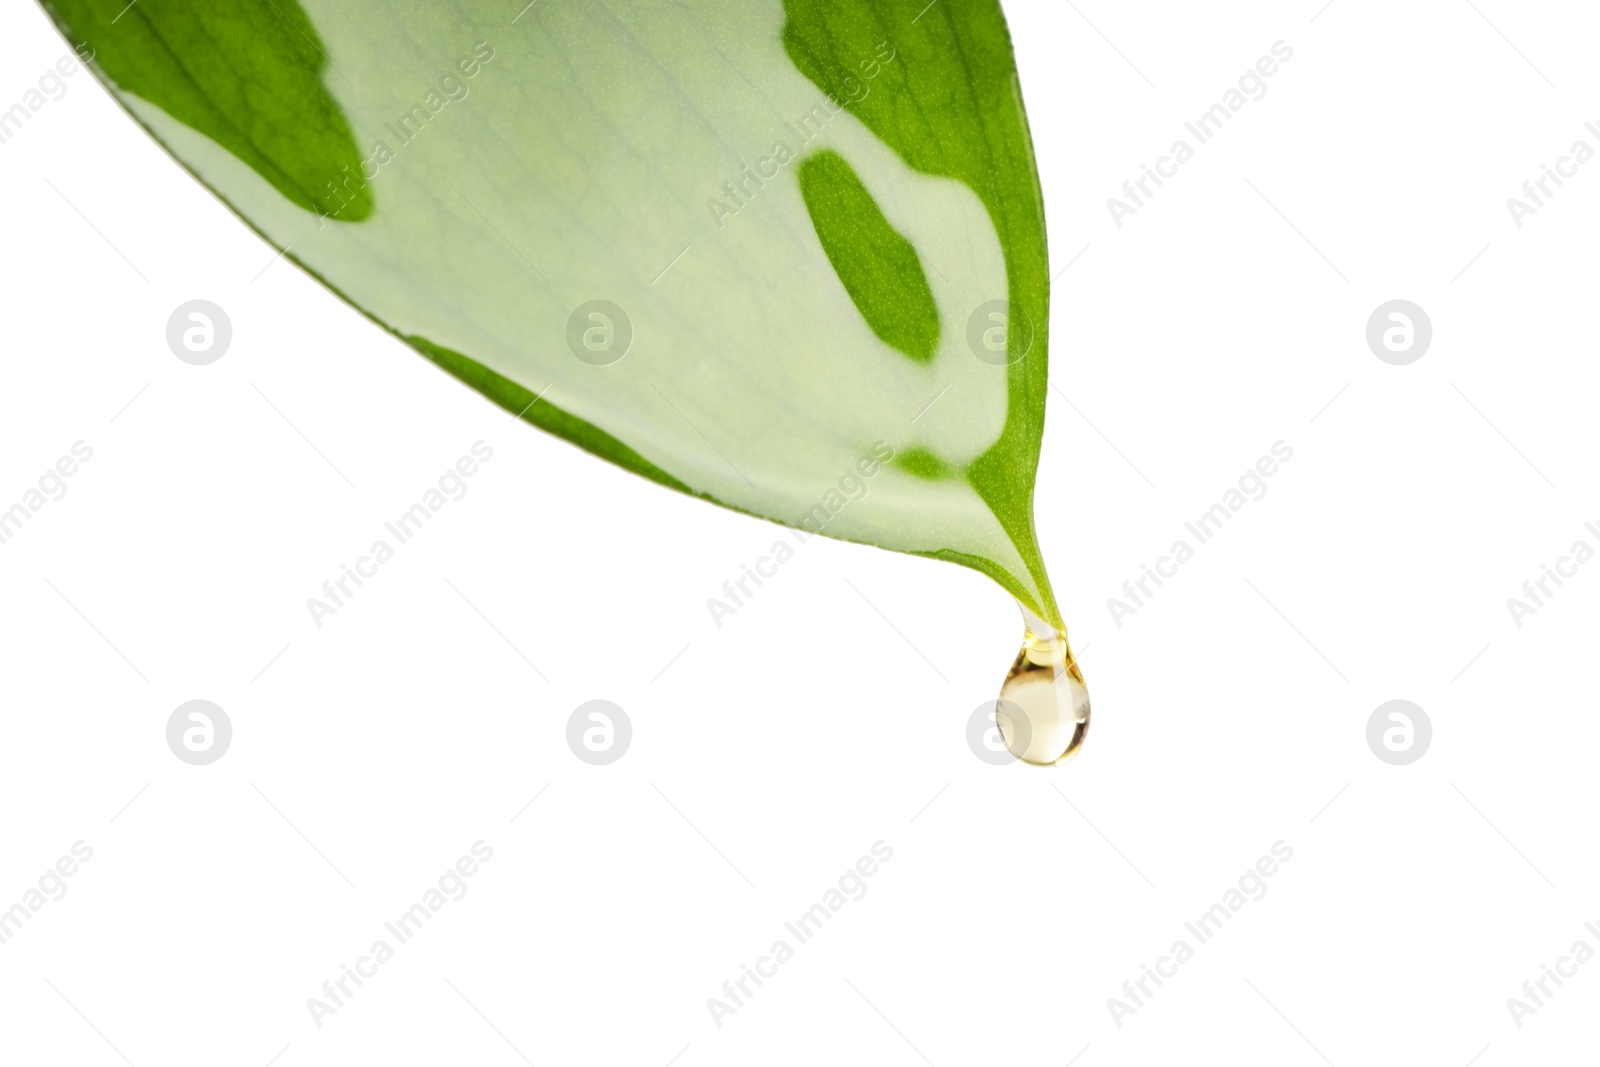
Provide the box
[996,604,1090,765]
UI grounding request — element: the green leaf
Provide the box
[40,0,1063,625]
[798,149,939,363]
[44,0,370,219]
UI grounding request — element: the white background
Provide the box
[2,1,1597,1064]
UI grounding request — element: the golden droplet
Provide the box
[996,605,1090,765]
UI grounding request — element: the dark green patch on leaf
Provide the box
[42,0,370,220]
[895,446,954,480]
[797,149,939,363]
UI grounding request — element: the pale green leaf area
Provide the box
[42,0,1062,625]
